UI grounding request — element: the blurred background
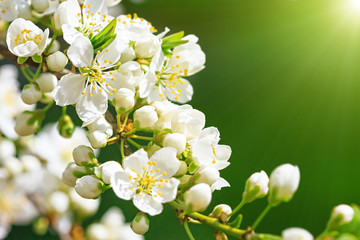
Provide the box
[6,0,360,239]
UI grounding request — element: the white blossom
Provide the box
[111,148,180,216]
[243,170,269,203]
[282,228,313,240]
[185,183,212,212]
[75,175,103,199]
[87,115,113,137]
[113,88,135,112]
[46,51,68,72]
[171,105,205,140]
[163,133,186,155]
[134,106,158,129]
[88,130,108,149]
[6,18,49,57]
[99,161,123,184]
[36,73,58,93]
[21,84,42,105]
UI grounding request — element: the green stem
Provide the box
[123,112,129,125]
[26,67,34,77]
[41,101,54,113]
[33,62,43,81]
[20,67,33,82]
[123,128,137,136]
[131,135,153,141]
[116,113,121,131]
[184,221,195,240]
[120,139,125,159]
[230,199,246,217]
[252,203,273,230]
[107,136,118,143]
[62,106,67,116]
[126,138,143,149]
[44,33,58,55]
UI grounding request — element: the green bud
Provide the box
[57,115,75,138]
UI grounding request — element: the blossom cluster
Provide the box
[0,0,359,239]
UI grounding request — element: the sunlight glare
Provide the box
[350,0,360,10]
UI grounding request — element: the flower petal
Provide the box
[152,178,180,203]
[164,78,193,103]
[54,73,86,106]
[211,177,230,192]
[67,36,94,67]
[111,171,136,200]
[62,24,83,45]
[150,147,180,178]
[123,148,149,173]
[133,194,163,216]
[215,145,232,161]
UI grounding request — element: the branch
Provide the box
[0,44,71,79]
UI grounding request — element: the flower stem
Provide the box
[252,203,273,231]
[131,135,153,141]
[41,100,54,113]
[123,128,136,136]
[184,221,195,240]
[120,139,125,159]
[33,62,43,81]
[116,113,121,131]
[20,67,33,82]
[44,33,58,55]
[230,199,246,217]
[126,138,143,149]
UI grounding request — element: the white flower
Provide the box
[243,170,269,203]
[0,0,31,21]
[14,111,38,136]
[163,133,186,155]
[185,183,212,212]
[6,18,49,57]
[105,0,122,7]
[99,161,123,184]
[46,51,68,72]
[54,37,123,125]
[282,228,313,240]
[72,145,96,166]
[69,188,100,216]
[36,73,58,93]
[131,213,149,235]
[268,164,300,206]
[152,100,179,129]
[113,88,135,113]
[134,34,160,58]
[31,0,59,16]
[171,105,205,140]
[21,84,42,105]
[111,148,180,216]
[75,175,103,199]
[195,167,220,186]
[134,106,158,129]
[46,191,69,214]
[57,0,111,45]
[328,204,354,229]
[87,115,113,137]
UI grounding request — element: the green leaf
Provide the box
[91,18,117,51]
[162,31,184,43]
[162,40,189,51]
[93,34,117,53]
[32,54,42,63]
[17,57,28,64]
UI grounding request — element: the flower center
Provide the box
[14,29,42,45]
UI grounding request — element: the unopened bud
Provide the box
[62,162,88,187]
[131,212,149,235]
[47,40,60,54]
[87,116,113,137]
[36,73,57,93]
[163,133,186,155]
[72,145,97,167]
[211,204,232,223]
[75,175,103,199]
[113,88,135,113]
[14,111,40,136]
[31,0,49,13]
[135,34,160,58]
[185,183,212,212]
[282,228,313,240]
[134,106,158,129]
[87,130,108,149]
[21,84,42,105]
[99,161,123,184]
[58,114,75,138]
[327,204,354,230]
[243,170,269,203]
[17,1,31,19]
[46,51,68,72]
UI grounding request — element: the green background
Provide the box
[7,0,360,239]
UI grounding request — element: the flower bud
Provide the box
[75,175,103,199]
[268,164,300,206]
[87,116,113,137]
[211,204,232,223]
[57,114,75,138]
[327,204,354,230]
[131,212,149,235]
[14,112,39,136]
[62,163,88,187]
[119,47,136,63]
[36,73,57,93]
[282,228,313,240]
[46,51,68,72]
[243,170,269,204]
[113,88,135,113]
[134,106,158,129]
[99,161,123,184]
[17,1,31,19]
[163,133,186,155]
[195,167,220,186]
[32,0,50,13]
[135,34,160,58]
[47,40,60,54]
[47,191,69,214]
[88,130,108,149]
[185,183,212,212]
[21,84,42,105]
[72,145,97,167]
[40,90,55,103]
